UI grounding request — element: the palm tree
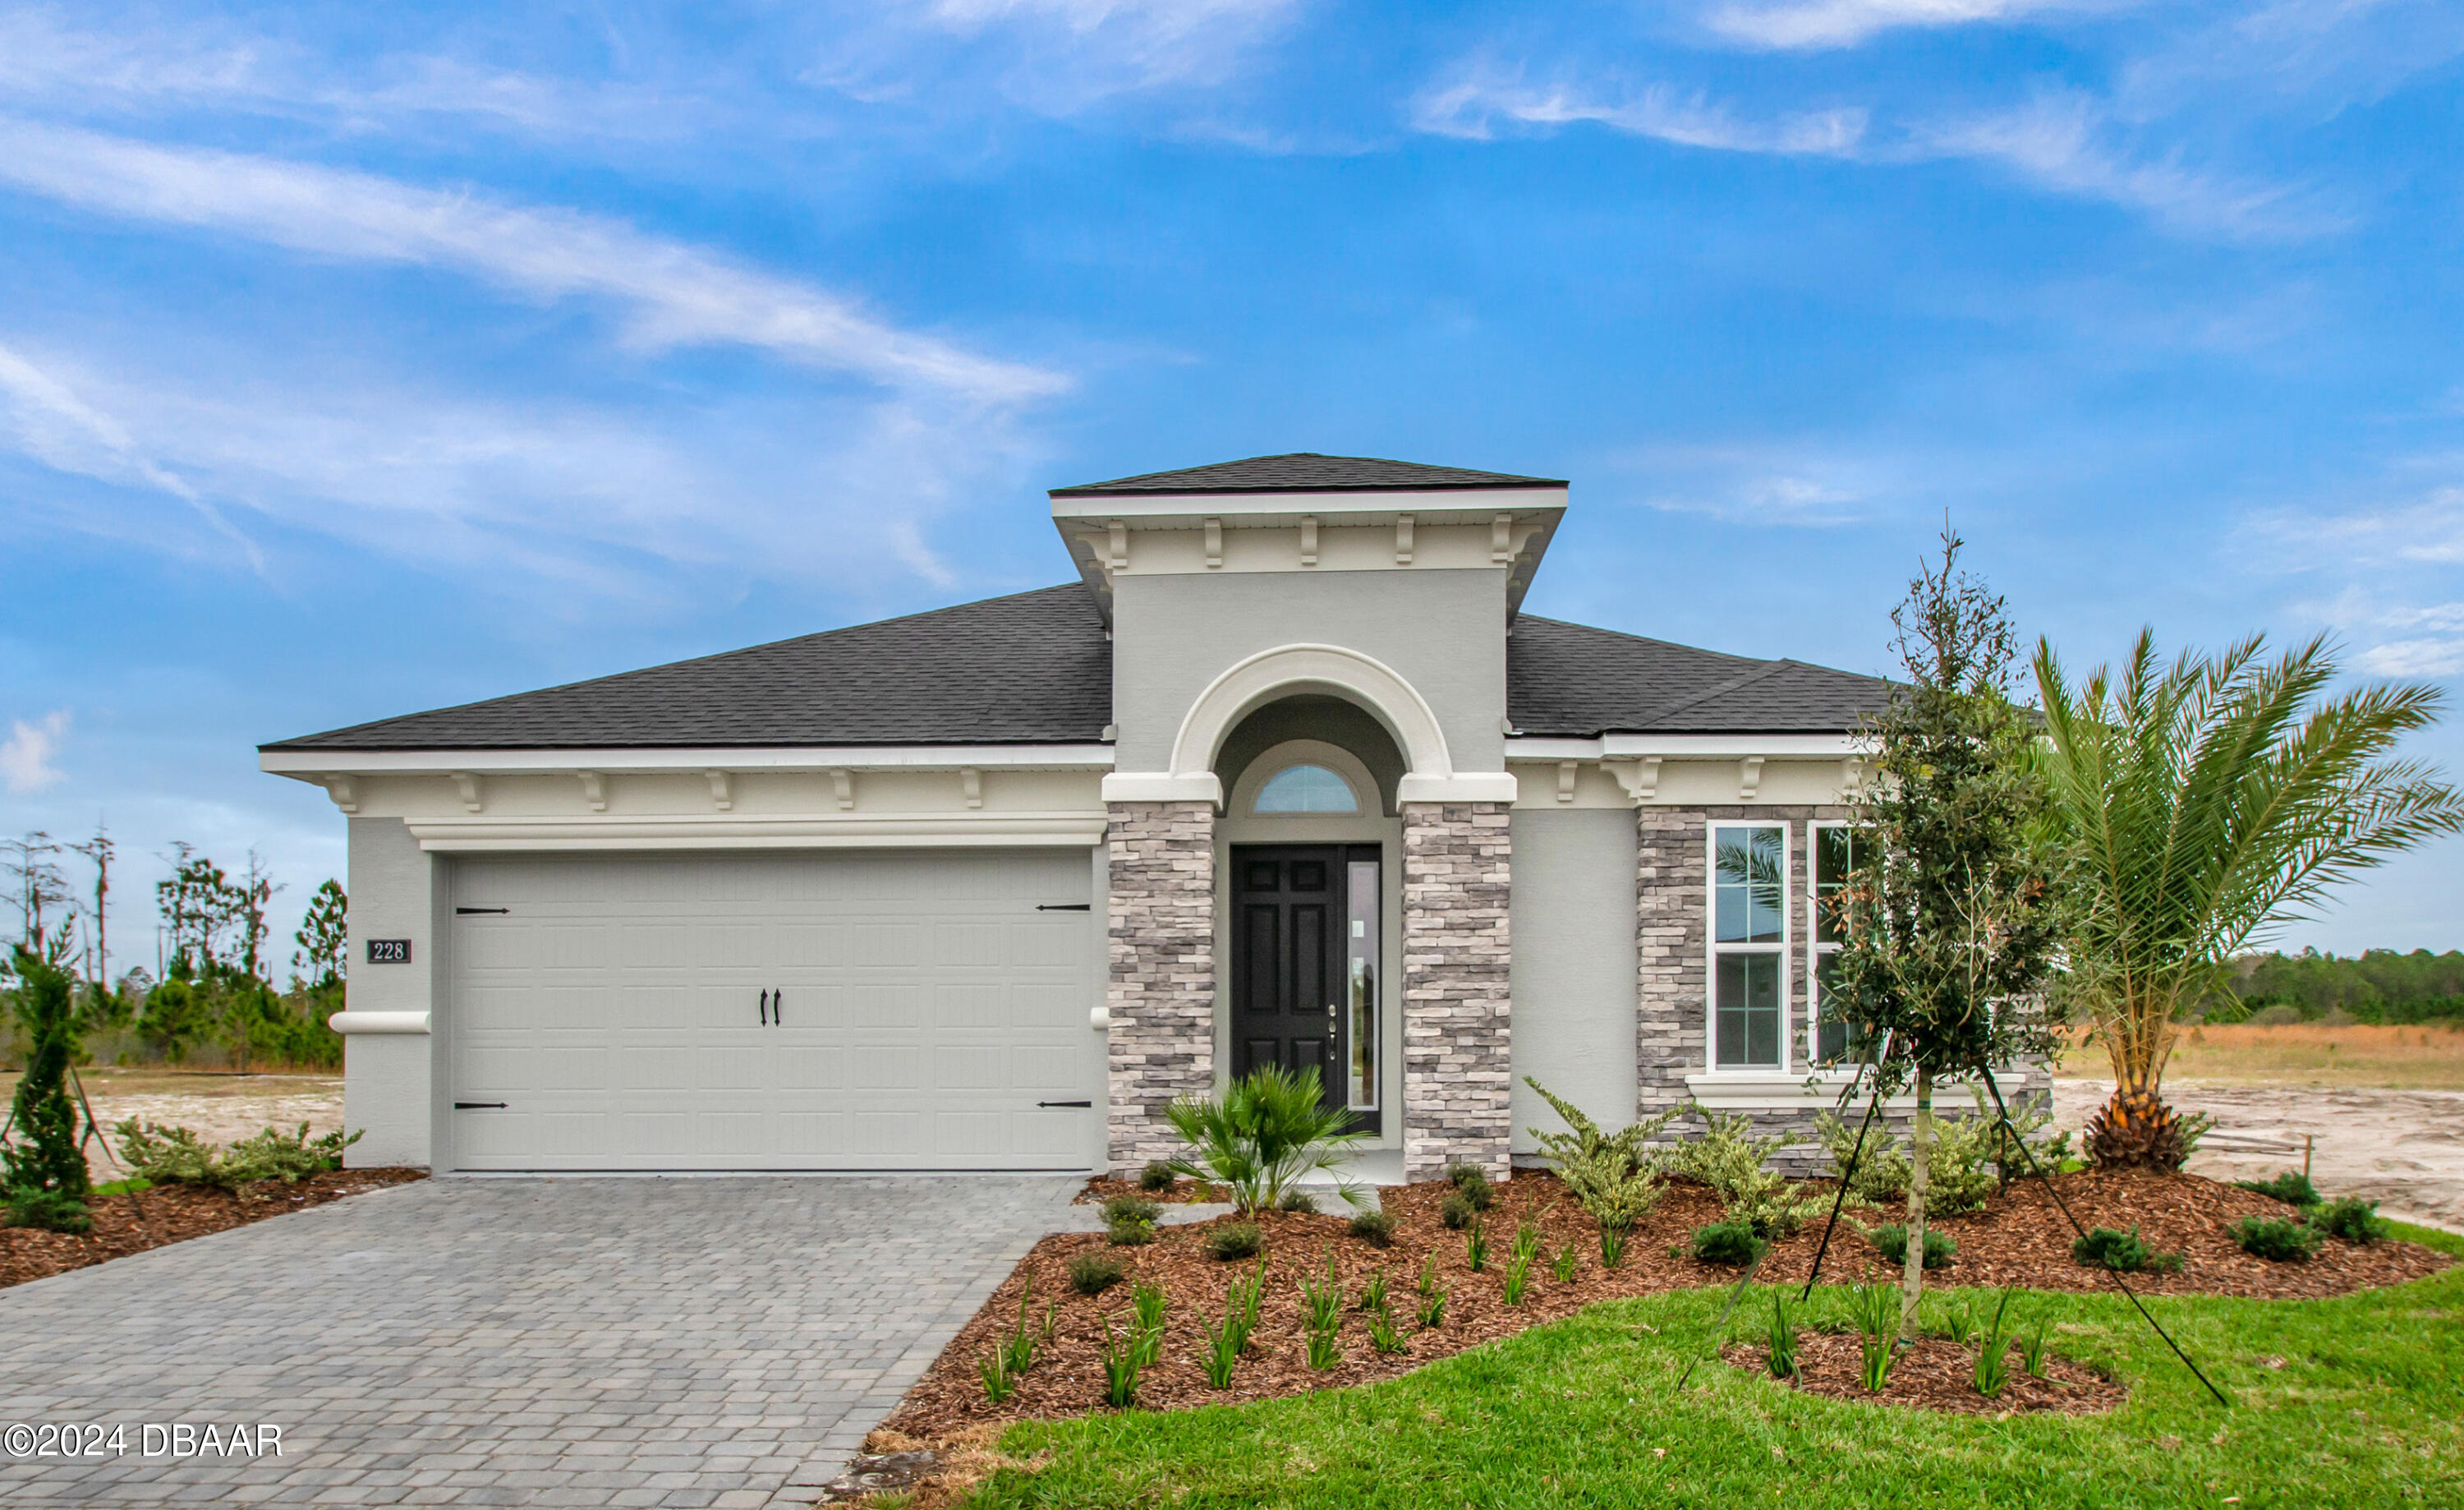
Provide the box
[1165,1065,1369,1216]
[2034,630,2464,1169]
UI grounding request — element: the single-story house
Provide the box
[264,453,2026,1183]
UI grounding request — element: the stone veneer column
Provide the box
[1400,801,1513,1184]
[1105,800,1216,1176]
[1634,805,1708,1126]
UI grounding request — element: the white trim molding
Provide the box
[329,1011,431,1035]
[1171,642,1455,785]
[1506,733,1865,761]
[261,743,1117,777]
[406,813,1109,852]
[1685,1073,1917,1112]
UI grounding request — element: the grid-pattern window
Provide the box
[1710,824,1787,1069]
[1809,823,1864,1065]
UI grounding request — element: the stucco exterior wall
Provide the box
[1507,807,1640,1154]
[1109,569,1508,776]
[341,816,448,1168]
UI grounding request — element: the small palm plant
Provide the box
[1165,1065,1369,1216]
[2037,631,2464,1169]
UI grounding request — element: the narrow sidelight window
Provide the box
[1345,859,1379,1110]
[1710,823,1788,1070]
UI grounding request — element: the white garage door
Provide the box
[448,849,1102,1171]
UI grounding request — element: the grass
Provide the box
[2057,1024,2464,1090]
[955,1223,2464,1508]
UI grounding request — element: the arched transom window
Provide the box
[1253,763,1358,813]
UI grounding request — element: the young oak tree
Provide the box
[1827,530,2064,1334]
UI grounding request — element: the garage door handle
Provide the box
[759,988,770,1025]
[772,987,783,1024]
[454,1102,508,1110]
[1038,1100,1092,1108]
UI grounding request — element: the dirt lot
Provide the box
[2051,1078,2464,1231]
[0,1067,344,1181]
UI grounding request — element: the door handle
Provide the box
[772,987,783,1025]
[760,988,770,1026]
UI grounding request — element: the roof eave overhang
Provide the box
[260,742,1118,778]
[1505,732,1865,759]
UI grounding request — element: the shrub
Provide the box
[4,1186,90,1233]
[1524,1079,1684,1252]
[2071,1225,2181,1273]
[1916,1098,2005,1218]
[1689,1219,1766,1267]
[1348,1208,1395,1246]
[4,946,92,1229]
[114,1119,360,1192]
[2310,1195,2386,1245]
[1812,1108,1911,1205]
[1674,1111,1826,1238]
[1861,1221,1956,1270]
[1277,1188,1320,1214]
[1101,1194,1162,1226]
[1165,1066,1368,1216]
[1446,1163,1496,1210]
[1138,1161,1176,1193]
[1106,1217,1156,1246]
[1067,1253,1124,1295]
[1438,1191,1474,1230]
[1205,1222,1262,1261]
[2232,1214,2322,1262]
[226,1122,360,1184]
[2236,1171,2322,1208]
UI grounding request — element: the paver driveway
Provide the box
[0,1175,1081,1508]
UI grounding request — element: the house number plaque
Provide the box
[365,939,413,964]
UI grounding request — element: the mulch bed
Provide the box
[1,1169,426,1289]
[1719,1332,2126,1416]
[1074,1176,1228,1205]
[888,1168,2450,1434]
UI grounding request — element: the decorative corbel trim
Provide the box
[450,772,484,813]
[960,767,983,809]
[1491,513,1512,564]
[829,767,856,811]
[704,769,733,812]
[577,770,606,812]
[1738,756,1766,801]
[1840,756,1865,799]
[1395,513,1414,564]
[1107,520,1129,569]
[322,775,359,814]
[1203,518,1222,569]
[1606,757,1662,804]
[1299,516,1318,566]
[1556,760,1578,803]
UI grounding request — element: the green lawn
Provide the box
[958,1224,2464,1509]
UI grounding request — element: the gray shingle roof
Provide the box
[264,588,1891,755]
[263,586,1110,752]
[1050,453,1565,496]
[1507,615,1892,736]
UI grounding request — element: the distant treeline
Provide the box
[2223,949,2464,1024]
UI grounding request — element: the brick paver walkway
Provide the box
[0,1175,1078,1507]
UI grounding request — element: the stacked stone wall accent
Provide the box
[1401,801,1513,1184]
[1106,801,1216,1175]
[1634,804,2051,1176]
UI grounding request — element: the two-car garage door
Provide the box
[448,849,1102,1172]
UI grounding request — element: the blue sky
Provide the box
[2,0,2461,976]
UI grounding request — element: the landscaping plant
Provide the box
[1228,1259,1266,1342]
[1414,1254,1447,1328]
[1277,1188,1320,1214]
[1974,1288,2019,1398]
[1366,1304,1406,1355]
[1551,1245,1578,1282]
[1138,1161,1175,1193]
[1524,1078,1684,1266]
[1107,1216,1156,1245]
[1201,1301,1244,1388]
[113,1118,359,1192]
[2036,629,2464,1171]
[1850,1271,1900,1392]
[1130,1281,1169,1365]
[1501,1246,1533,1305]
[1067,1253,1124,1296]
[1859,1221,1955,1271]
[978,1348,1017,1405]
[2310,1195,2385,1245]
[2236,1171,2322,1208]
[1348,1208,1395,1246]
[1358,1268,1388,1314]
[1446,1162,1496,1209]
[1689,1219,1764,1268]
[2019,1314,2051,1377]
[1097,1316,1143,1408]
[2231,1214,2322,1262]
[1164,1065,1368,1216]
[1439,1191,1474,1230]
[1824,532,2066,1337]
[2070,1225,2181,1273]
[1299,1253,1345,1370]
[1675,1111,1827,1239]
[1812,1107,1910,1206]
[1206,1222,1262,1261]
[2,944,94,1233]
[1464,1215,1489,1272]
[1764,1293,1800,1380]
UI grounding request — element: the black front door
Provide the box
[1231,845,1376,1131]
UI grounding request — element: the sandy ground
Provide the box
[2053,1078,2464,1233]
[0,1069,345,1182]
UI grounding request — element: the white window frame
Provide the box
[1704,821,1791,1075]
[1806,819,1858,1069]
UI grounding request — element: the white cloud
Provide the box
[1411,66,1867,156]
[812,0,1300,114]
[0,118,1064,404]
[1703,0,2076,51]
[1915,92,2341,238]
[2,709,71,794]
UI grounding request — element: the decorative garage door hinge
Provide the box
[455,906,511,915]
[1035,903,1092,911]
